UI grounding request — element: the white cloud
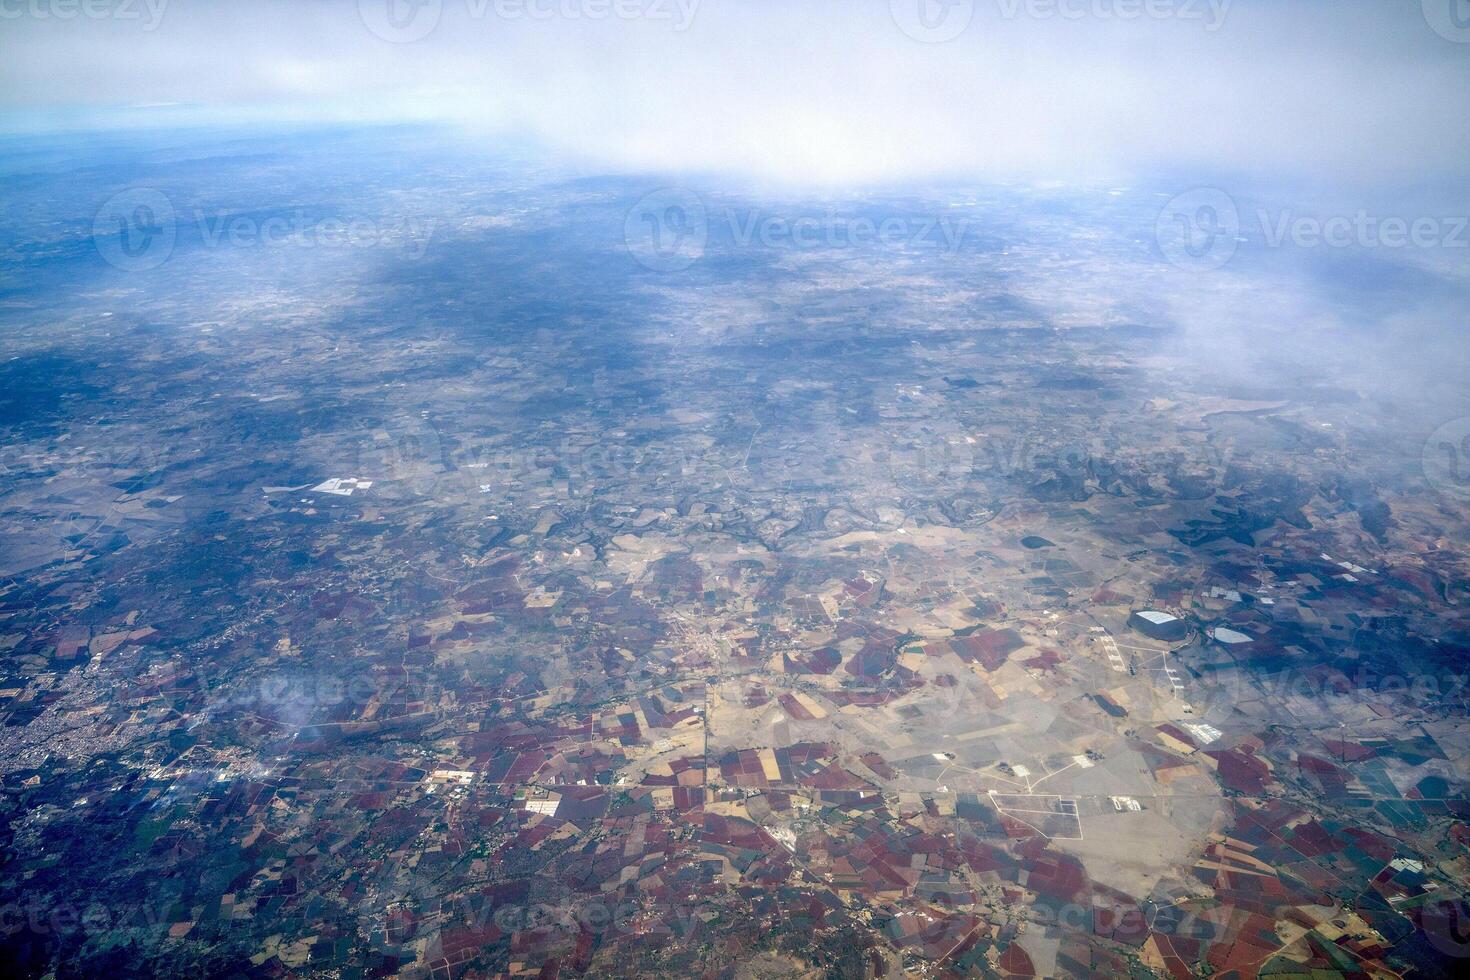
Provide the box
[1,0,1467,187]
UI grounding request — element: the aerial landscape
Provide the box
[1,2,1469,978]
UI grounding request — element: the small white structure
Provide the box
[1185,723,1223,745]
[430,769,475,785]
[311,477,373,496]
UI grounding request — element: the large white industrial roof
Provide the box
[1136,610,1178,625]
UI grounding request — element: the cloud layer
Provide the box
[3,0,1468,186]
